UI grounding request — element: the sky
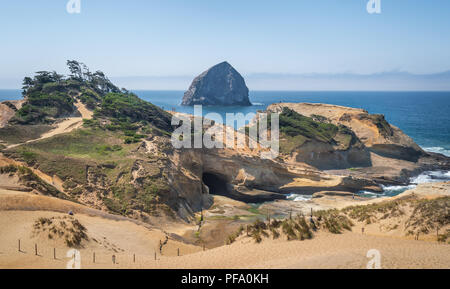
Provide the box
[1,0,450,89]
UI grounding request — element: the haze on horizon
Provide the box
[1,0,450,90]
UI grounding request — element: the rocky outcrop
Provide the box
[267,103,424,162]
[182,62,251,106]
[250,105,372,170]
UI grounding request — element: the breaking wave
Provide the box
[358,170,450,199]
[423,146,450,157]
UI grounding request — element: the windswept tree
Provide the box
[34,71,55,84]
[51,71,64,83]
[91,70,120,94]
[67,60,84,81]
[22,77,34,95]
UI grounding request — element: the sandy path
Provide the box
[6,101,93,149]
[1,102,94,192]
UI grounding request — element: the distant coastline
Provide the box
[3,70,450,91]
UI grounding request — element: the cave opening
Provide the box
[202,173,230,196]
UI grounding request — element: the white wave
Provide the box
[382,184,416,192]
[291,170,450,201]
[286,193,313,202]
[251,102,265,106]
[358,191,379,196]
[423,146,450,157]
[410,170,450,184]
[360,170,449,199]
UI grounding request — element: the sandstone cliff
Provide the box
[267,103,424,162]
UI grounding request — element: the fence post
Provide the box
[93,252,95,263]
[133,254,136,263]
[53,248,56,260]
[35,244,38,256]
[112,255,116,264]
[18,239,21,252]
[154,252,157,261]
[177,248,180,256]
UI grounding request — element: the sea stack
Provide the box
[182,62,251,106]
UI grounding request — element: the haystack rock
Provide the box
[182,62,252,106]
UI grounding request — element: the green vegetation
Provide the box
[256,108,359,154]
[342,199,406,225]
[224,195,450,245]
[0,61,184,221]
[11,61,121,125]
[12,128,131,162]
[314,209,354,234]
[3,125,175,219]
[93,92,173,135]
[343,195,449,238]
[0,165,68,200]
[14,90,75,124]
[0,124,53,144]
[81,91,173,144]
[276,107,339,143]
[247,206,261,215]
[236,212,353,244]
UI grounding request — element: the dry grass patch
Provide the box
[32,216,89,248]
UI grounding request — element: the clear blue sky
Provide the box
[1,0,450,88]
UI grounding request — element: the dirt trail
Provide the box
[6,101,93,149]
[0,102,94,192]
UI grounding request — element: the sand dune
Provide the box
[0,210,202,269]
[1,215,448,269]
[0,180,449,269]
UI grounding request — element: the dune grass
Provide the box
[32,216,89,248]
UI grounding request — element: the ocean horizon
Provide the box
[1,89,449,157]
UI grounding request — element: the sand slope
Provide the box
[1,179,449,269]
[1,218,448,269]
